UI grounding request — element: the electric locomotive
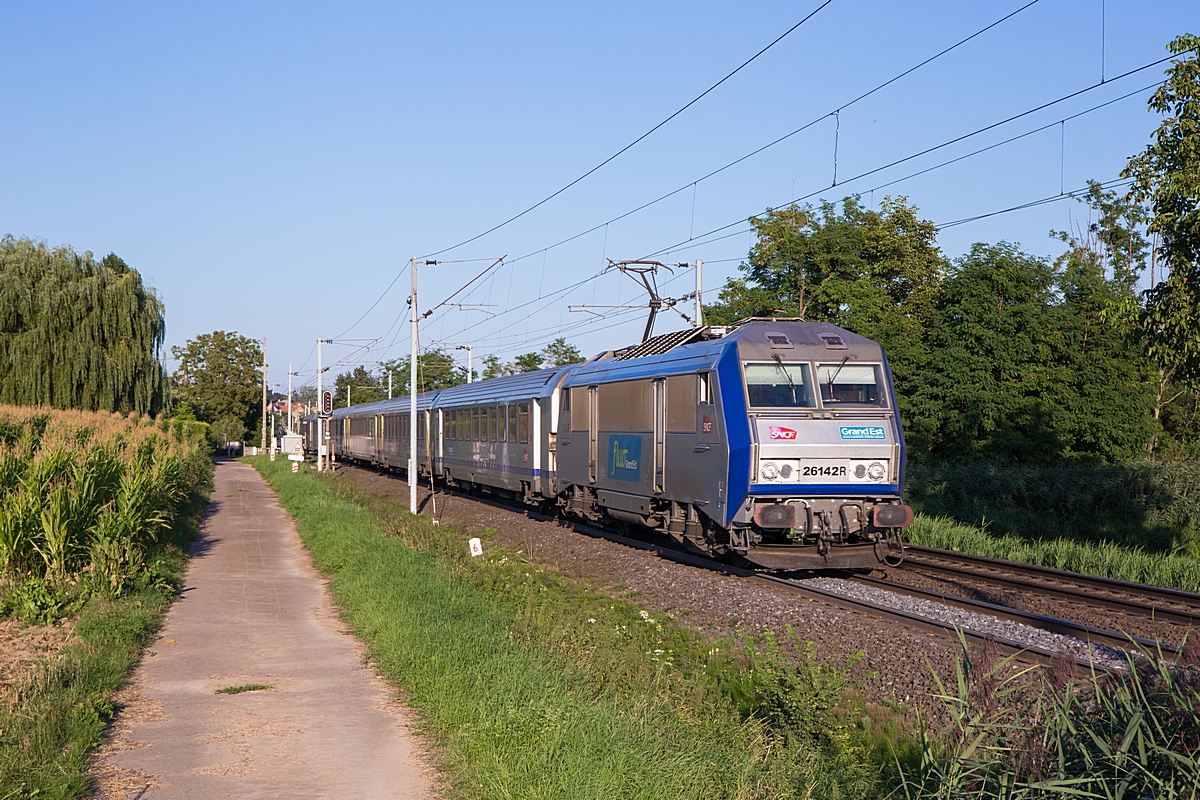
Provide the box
[311,318,913,570]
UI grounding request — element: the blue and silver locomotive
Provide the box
[311,318,913,570]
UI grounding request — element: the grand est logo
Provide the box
[768,426,797,440]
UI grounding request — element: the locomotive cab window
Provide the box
[816,363,886,407]
[744,362,816,408]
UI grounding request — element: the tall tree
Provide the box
[1121,34,1200,414]
[542,337,585,366]
[906,243,1154,464]
[334,365,386,407]
[381,347,469,393]
[705,197,947,434]
[0,237,166,414]
[170,331,263,437]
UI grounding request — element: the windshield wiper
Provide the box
[825,355,849,402]
[773,354,798,405]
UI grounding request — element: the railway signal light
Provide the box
[321,390,333,416]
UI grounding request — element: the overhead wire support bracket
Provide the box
[420,255,507,320]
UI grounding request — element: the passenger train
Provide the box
[302,318,913,570]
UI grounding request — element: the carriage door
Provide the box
[653,378,666,494]
[588,386,598,483]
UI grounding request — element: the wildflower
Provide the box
[587,618,596,624]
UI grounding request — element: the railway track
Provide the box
[894,545,1200,629]
[839,571,1179,658]
[427,480,1151,671]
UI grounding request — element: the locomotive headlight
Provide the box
[760,461,779,480]
[867,462,886,481]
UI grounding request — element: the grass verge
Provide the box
[0,470,207,799]
[905,513,1200,593]
[251,456,914,800]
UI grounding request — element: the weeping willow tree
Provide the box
[0,236,166,415]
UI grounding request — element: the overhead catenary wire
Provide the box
[432,0,1043,286]
[639,52,1186,261]
[420,0,836,259]
[639,80,1165,260]
[344,19,1185,368]
[322,2,1044,359]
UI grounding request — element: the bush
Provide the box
[906,461,1200,554]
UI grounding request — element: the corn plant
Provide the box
[0,405,211,616]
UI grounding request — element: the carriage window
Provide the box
[518,403,529,443]
[744,362,816,408]
[508,404,518,443]
[488,406,497,442]
[816,363,886,407]
[469,407,476,441]
[667,375,697,433]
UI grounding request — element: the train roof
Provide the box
[434,367,567,406]
[566,319,883,385]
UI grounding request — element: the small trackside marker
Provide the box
[468,537,483,557]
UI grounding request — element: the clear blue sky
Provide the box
[2,1,1196,394]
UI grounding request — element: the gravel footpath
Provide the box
[331,464,1094,725]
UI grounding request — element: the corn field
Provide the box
[0,405,211,621]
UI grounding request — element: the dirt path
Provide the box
[89,460,433,799]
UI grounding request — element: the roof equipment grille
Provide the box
[766,332,793,348]
[614,327,707,360]
[819,333,848,349]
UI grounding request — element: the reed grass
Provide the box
[901,633,1200,798]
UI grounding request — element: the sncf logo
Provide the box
[769,426,797,440]
[702,415,713,434]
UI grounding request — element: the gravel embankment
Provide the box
[795,576,1129,670]
[875,564,1196,649]
[329,463,1126,723]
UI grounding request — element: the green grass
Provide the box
[0,515,200,798]
[905,513,1200,593]
[251,456,912,800]
[906,460,1200,554]
[215,683,272,695]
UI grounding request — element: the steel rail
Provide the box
[421,478,1113,670]
[843,572,1177,657]
[898,546,1200,627]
